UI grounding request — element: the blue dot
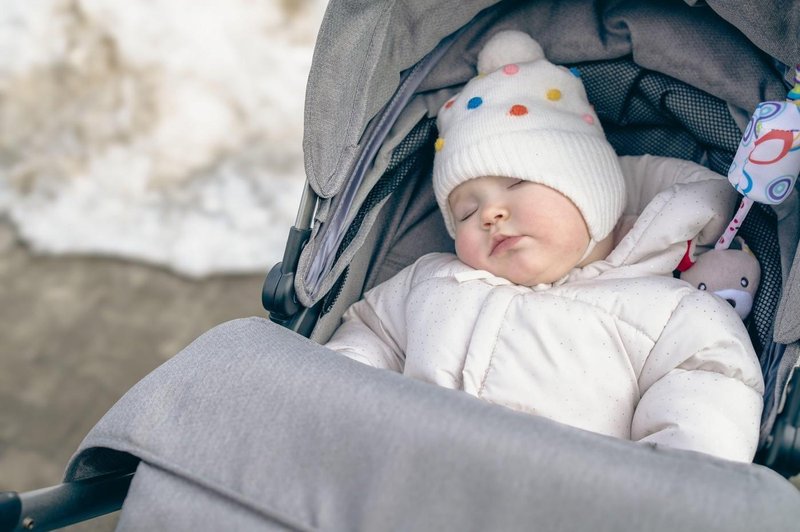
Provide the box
[569,67,581,77]
[467,97,483,110]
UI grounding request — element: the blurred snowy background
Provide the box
[0,0,326,277]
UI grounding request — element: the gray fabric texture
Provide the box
[303,31,460,297]
[303,0,483,197]
[775,192,800,345]
[760,342,800,445]
[117,462,294,531]
[309,202,385,345]
[298,101,431,306]
[67,318,800,531]
[774,191,799,297]
[701,0,800,67]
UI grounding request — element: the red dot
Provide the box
[509,104,528,116]
[444,99,455,109]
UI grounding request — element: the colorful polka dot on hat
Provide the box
[433,30,626,244]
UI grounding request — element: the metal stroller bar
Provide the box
[0,468,135,532]
[293,181,318,231]
[262,182,320,335]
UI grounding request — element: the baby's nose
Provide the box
[481,207,508,228]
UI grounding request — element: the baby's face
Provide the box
[448,176,590,285]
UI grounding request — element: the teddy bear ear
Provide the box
[729,236,745,251]
[733,236,756,257]
[477,30,545,74]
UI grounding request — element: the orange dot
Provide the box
[546,88,562,101]
[509,104,528,116]
[444,99,455,109]
[434,138,445,151]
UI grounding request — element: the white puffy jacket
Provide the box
[326,155,765,462]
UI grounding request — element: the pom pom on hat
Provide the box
[433,30,626,245]
[477,30,545,74]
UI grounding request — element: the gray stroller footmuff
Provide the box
[66,318,800,531]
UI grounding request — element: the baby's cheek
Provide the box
[454,232,483,269]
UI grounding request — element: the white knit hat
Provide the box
[433,30,626,244]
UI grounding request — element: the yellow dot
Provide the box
[435,138,445,152]
[475,73,486,79]
[546,88,562,101]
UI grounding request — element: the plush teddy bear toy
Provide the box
[678,236,761,320]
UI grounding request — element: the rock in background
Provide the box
[0,0,325,276]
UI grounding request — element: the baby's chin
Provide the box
[459,258,565,286]
[504,258,581,285]
[506,270,565,287]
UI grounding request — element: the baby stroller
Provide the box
[2,0,800,530]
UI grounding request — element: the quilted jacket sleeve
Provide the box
[631,290,765,462]
[324,259,422,372]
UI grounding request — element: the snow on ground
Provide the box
[0,0,326,276]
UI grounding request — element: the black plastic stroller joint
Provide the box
[263,182,318,335]
[262,228,309,318]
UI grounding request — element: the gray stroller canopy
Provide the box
[303,0,798,199]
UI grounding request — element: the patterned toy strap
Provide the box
[717,64,800,250]
[789,65,800,102]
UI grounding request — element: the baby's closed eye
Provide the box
[457,206,478,222]
[451,197,478,222]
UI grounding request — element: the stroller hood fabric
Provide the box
[303,0,796,198]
